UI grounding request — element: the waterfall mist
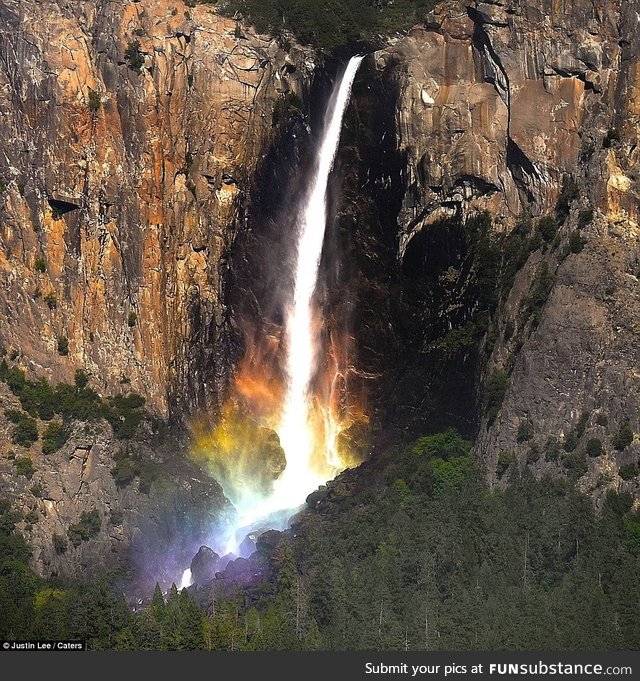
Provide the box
[184,57,364,579]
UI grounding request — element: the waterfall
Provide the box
[271,55,364,510]
[200,56,364,560]
[226,56,363,533]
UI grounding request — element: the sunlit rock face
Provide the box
[0,0,315,417]
[375,0,639,241]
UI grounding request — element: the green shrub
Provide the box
[576,412,589,439]
[5,408,25,424]
[18,378,56,420]
[87,88,101,112]
[67,510,101,547]
[612,420,634,451]
[624,515,640,555]
[563,452,588,480]
[44,292,57,310]
[14,456,35,479]
[42,421,68,455]
[24,510,38,525]
[569,230,587,254]
[537,216,558,243]
[34,257,47,273]
[8,412,39,447]
[111,448,158,493]
[604,490,633,516]
[74,369,89,389]
[486,370,509,424]
[586,438,603,457]
[521,262,555,327]
[111,450,138,488]
[127,311,137,328]
[103,393,146,439]
[429,456,472,494]
[411,429,471,459]
[619,463,639,481]
[1,363,147,441]
[53,533,67,554]
[57,336,69,356]
[124,41,145,74]
[555,175,579,224]
[30,483,43,498]
[0,361,25,392]
[109,509,124,526]
[516,421,534,443]
[563,432,578,453]
[55,383,103,421]
[544,437,561,462]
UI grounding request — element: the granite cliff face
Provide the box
[0,0,313,583]
[0,0,313,418]
[351,0,640,498]
[377,0,638,246]
[2,0,640,585]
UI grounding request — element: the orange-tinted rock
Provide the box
[0,0,314,416]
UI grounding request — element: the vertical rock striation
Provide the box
[359,0,640,497]
[0,0,314,418]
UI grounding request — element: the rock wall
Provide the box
[0,382,232,592]
[0,0,314,418]
[362,0,640,497]
[377,0,638,248]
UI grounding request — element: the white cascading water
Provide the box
[180,57,363,582]
[232,55,364,531]
[179,568,192,590]
[272,55,364,507]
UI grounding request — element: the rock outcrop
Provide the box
[359,0,640,498]
[190,544,219,585]
[0,0,314,418]
[0,381,232,592]
[375,0,639,250]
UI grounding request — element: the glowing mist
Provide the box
[221,56,364,539]
[266,55,363,516]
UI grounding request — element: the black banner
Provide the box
[0,649,638,679]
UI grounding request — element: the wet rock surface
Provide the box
[190,545,220,585]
